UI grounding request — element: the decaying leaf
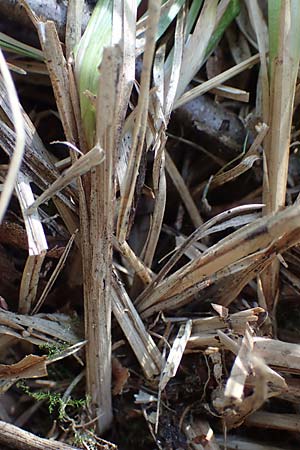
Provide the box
[0,354,47,380]
[2,1,300,448]
[112,357,130,396]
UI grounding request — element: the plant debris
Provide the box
[1,1,300,450]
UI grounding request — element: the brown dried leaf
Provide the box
[112,357,130,396]
[0,354,47,380]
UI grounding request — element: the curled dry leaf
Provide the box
[0,354,47,380]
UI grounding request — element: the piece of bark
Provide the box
[0,420,80,450]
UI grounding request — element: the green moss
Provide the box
[38,341,69,359]
[17,381,87,421]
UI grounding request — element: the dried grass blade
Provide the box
[163,230,300,314]
[114,238,153,285]
[66,0,84,60]
[175,0,218,99]
[159,320,192,390]
[15,172,48,255]
[244,0,269,121]
[26,145,104,214]
[210,156,259,191]
[224,327,253,402]
[12,173,48,314]
[174,53,260,110]
[206,123,268,192]
[139,204,300,311]
[141,45,167,268]
[117,0,162,243]
[164,206,300,298]
[111,0,137,191]
[35,20,77,143]
[47,341,86,364]
[83,45,121,434]
[68,62,88,154]
[112,0,136,121]
[250,355,287,391]
[32,232,77,314]
[175,234,202,261]
[0,109,76,213]
[53,198,80,240]
[19,254,46,314]
[0,51,25,223]
[194,252,270,309]
[141,250,269,317]
[164,6,184,117]
[116,111,134,196]
[216,329,240,353]
[136,204,262,309]
[213,346,277,429]
[262,1,300,308]
[0,309,81,346]
[201,81,249,102]
[166,150,203,227]
[112,272,161,378]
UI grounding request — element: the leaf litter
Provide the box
[0,1,300,449]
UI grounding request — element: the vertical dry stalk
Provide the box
[25,5,116,433]
[262,1,300,309]
[66,0,84,60]
[82,45,121,434]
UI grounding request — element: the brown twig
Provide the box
[0,420,80,450]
